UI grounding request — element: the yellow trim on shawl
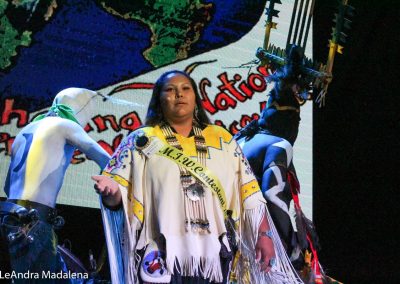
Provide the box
[102,171,131,187]
[201,125,233,149]
[241,179,260,202]
[230,180,259,222]
[132,197,144,223]
[101,171,143,222]
[142,125,233,157]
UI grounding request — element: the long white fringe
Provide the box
[167,256,223,282]
[234,204,304,284]
[104,200,304,283]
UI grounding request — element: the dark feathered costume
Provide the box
[235,45,328,283]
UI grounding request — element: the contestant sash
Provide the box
[140,135,228,218]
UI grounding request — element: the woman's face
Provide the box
[160,73,196,123]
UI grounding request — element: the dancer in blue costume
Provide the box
[235,45,324,282]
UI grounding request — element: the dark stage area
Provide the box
[313,0,399,283]
[1,1,399,283]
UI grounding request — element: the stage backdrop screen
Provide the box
[0,0,313,218]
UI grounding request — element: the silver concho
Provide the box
[185,183,205,201]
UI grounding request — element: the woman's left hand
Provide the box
[255,215,276,273]
[255,232,276,273]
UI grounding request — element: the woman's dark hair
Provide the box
[145,70,211,127]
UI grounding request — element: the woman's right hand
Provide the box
[91,175,122,207]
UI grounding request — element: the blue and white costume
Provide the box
[1,88,110,282]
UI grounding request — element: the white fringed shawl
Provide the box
[100,125,303,283]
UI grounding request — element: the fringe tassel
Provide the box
[126,216,140,283]
[167,256,223,282]
[232,204,304,284]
